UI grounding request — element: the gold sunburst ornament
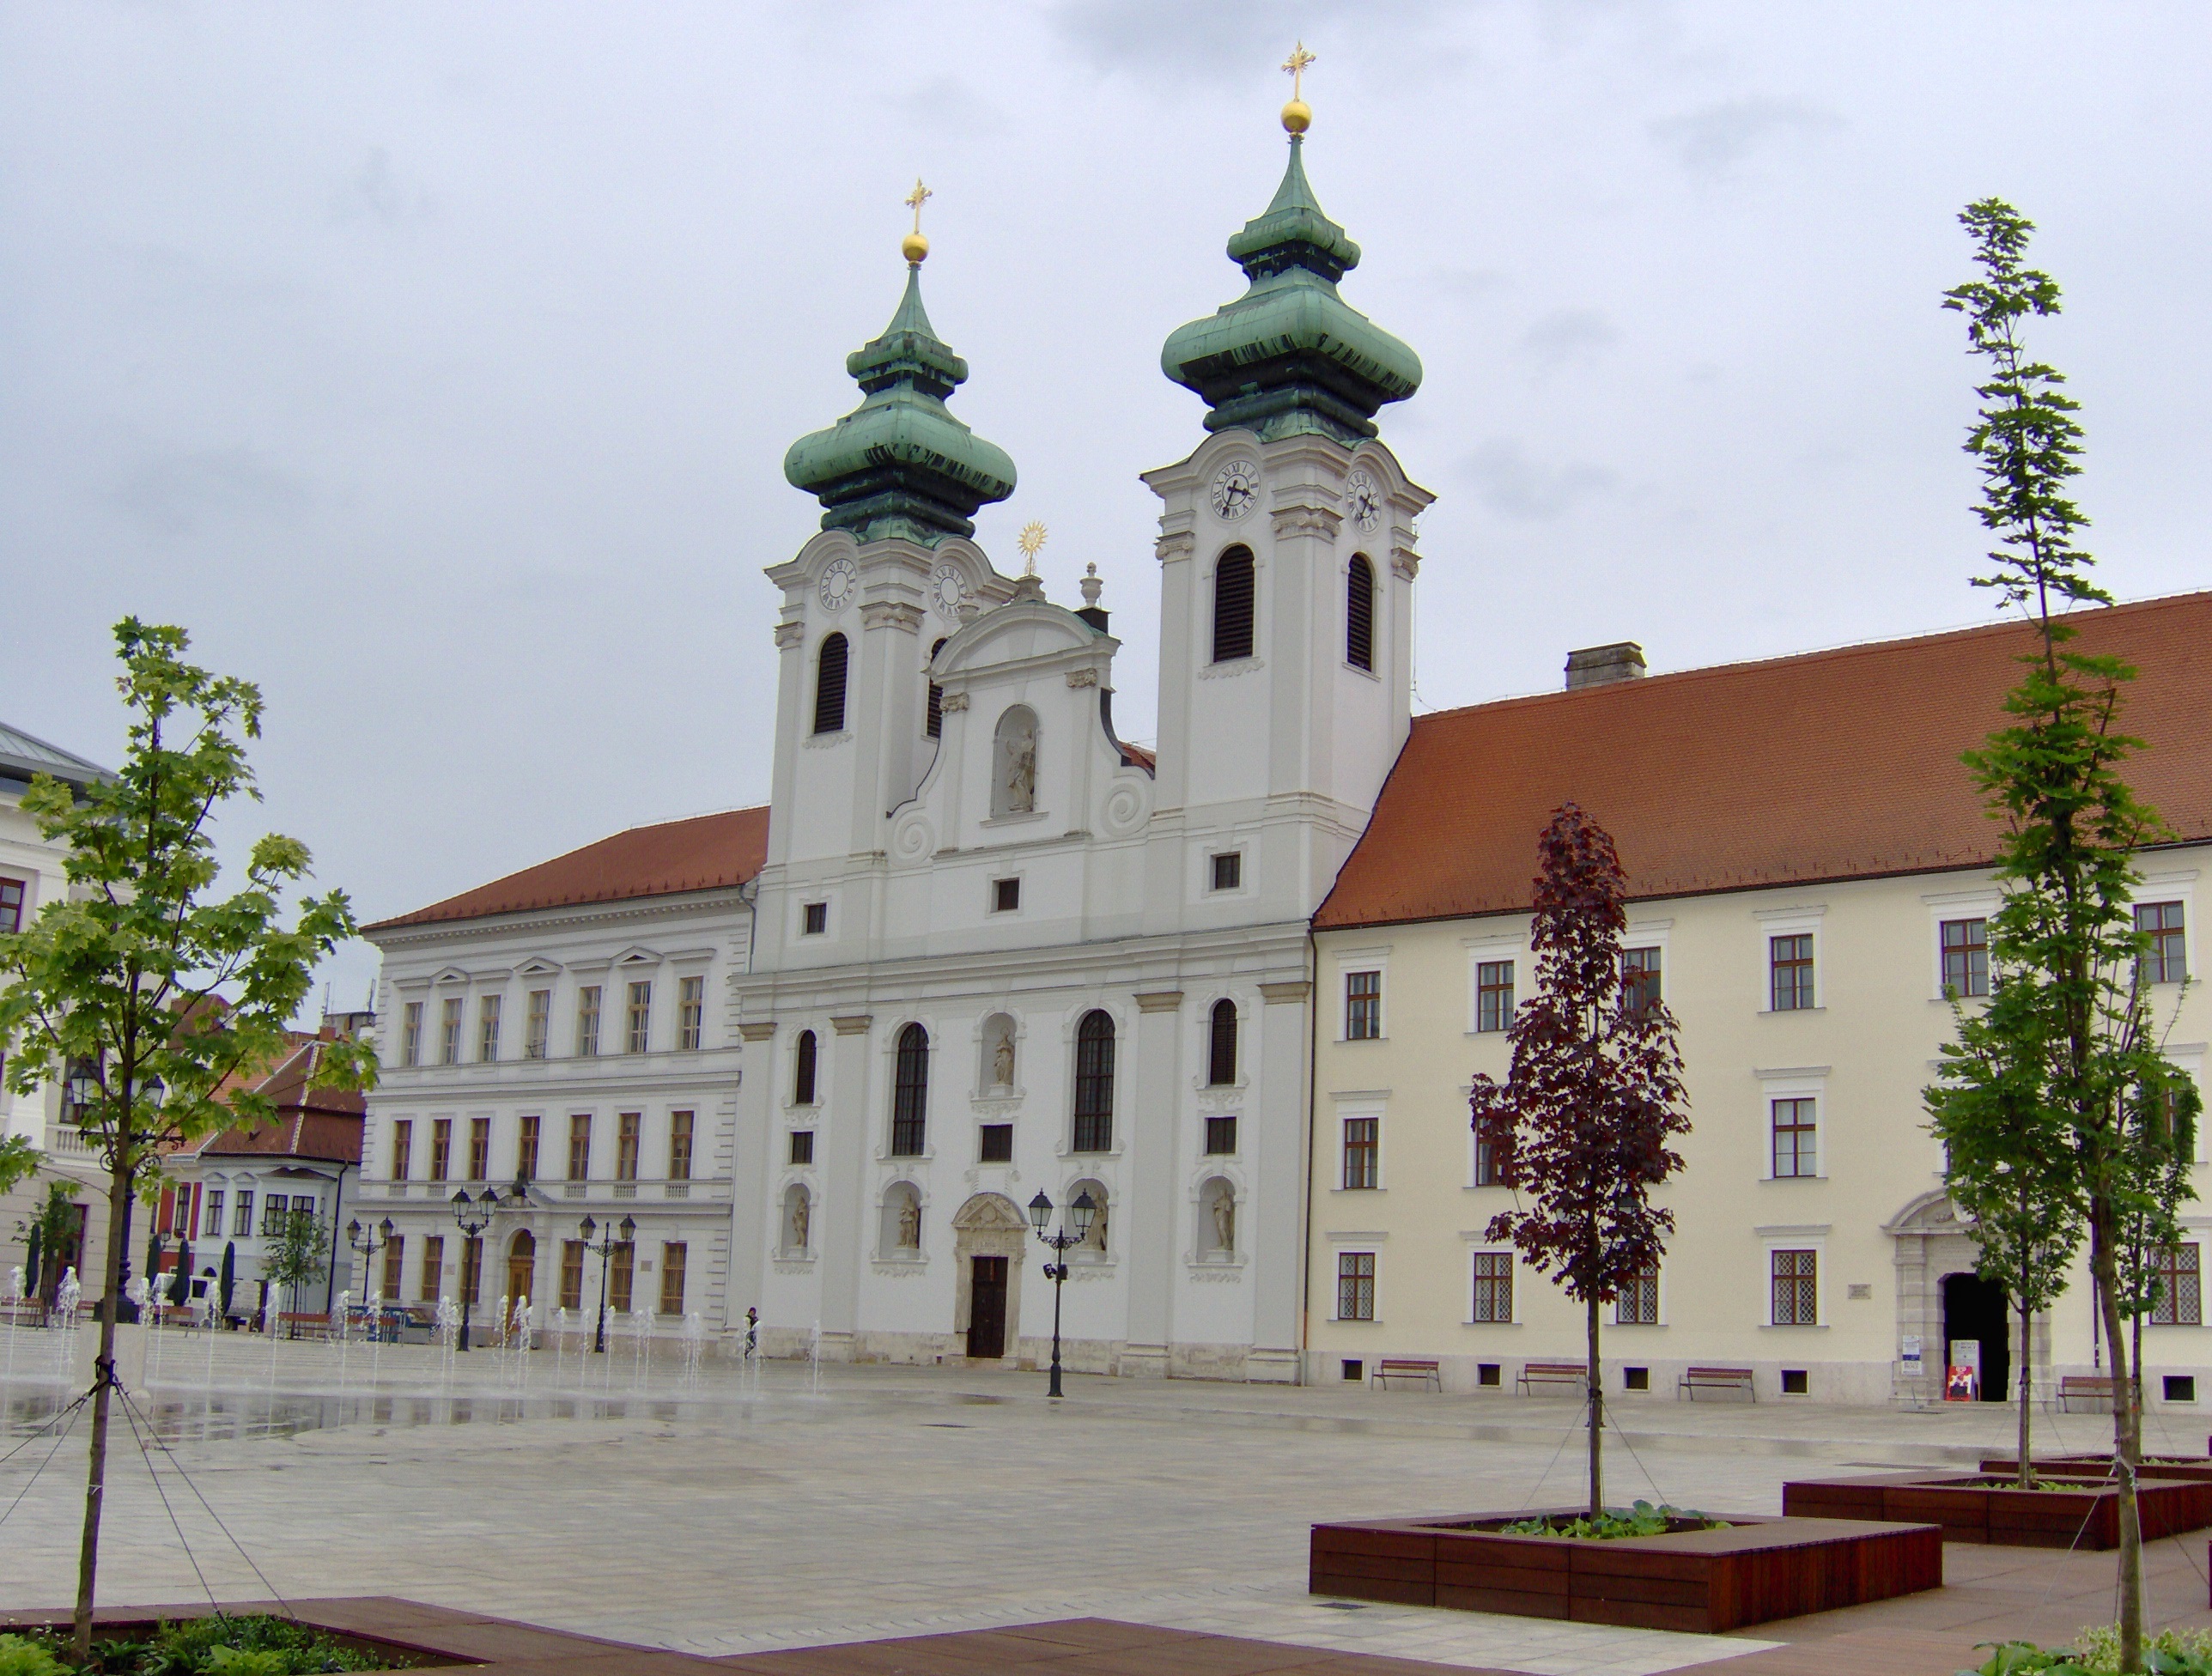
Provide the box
[1016,520,1048,577]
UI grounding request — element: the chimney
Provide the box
[1565,641,1647,690]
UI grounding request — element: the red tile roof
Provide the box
[185,1040,365,1165]
[365,805,769,932]
[1316,592,2212,931]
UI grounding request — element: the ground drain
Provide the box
[1317,1601,1369,1611]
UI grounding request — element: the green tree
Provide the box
[220,1240,237,1319]
[1933,198,2198,1673]
[262,1209,331,1337]
[0,620,375,1658]
[15,1181,84,1310]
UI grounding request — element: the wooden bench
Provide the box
[2059,1374,2116,1412]
[276,1311,334,1340]
[1516,1361,1589,1396]
[1680,1366,1757,1401]
[1371,1357,1441,1391]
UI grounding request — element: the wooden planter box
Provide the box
[1979,1454,2212,1484]
[1310,1510,1942,1633]
[1783,1472,2212,1549]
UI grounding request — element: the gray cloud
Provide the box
[1461,440,1618,520]
[1519,307,1617,368]
[332,147,434,225]
[1648,97,1843,178]
[902,75,1007,137]
[106,446,312,540]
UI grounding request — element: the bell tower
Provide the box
[1143,51,1433,928]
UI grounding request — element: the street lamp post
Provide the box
[1026,1189,1096,1400]
[346,1217,393,1336]
[578,1213,635,1354]
[450,1188,508,1351]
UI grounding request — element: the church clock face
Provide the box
[1346,469,1382,532]
[929,561,968,620]
[817,556,857,613]
[1209,458,1261,521]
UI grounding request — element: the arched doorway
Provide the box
[1942,1271,2010,1401]
[951,1193,1026,1363]
[507,1230,537,1311]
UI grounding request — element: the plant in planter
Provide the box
[1496,1501,1724,1540]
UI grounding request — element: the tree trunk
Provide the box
[1586,1292,1603,1519]
[2093,1206,2144,1672]
[2014,1290,2034,1491]
[73,1157,131,1658]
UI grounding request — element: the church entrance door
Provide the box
[968,1257,1007,1359]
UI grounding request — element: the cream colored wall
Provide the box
[1307,847,2209,1408]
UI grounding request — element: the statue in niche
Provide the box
[896,1195,921,1250]
[991,1027,1016,1090]
[788,1190,810,1253]
[1081,1195,1109,1254]
[995,708,1038,816]
[1211,1188,1236,1255]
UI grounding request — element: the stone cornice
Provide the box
[365,888,751,951]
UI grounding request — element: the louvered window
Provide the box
[1346,554,1376,671]
[1207,998,1238,1086]
[926,638,947,739]
[813,634,848,734]
[1212,549,1255,663]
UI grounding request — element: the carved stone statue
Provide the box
[992,1029,1016,1089]
[1083,1197,1109,1253]
[1006,738,1036,812]
[789,1189,810,1253]
[1211,1188,1235,1254]
[897,1195,921,1250]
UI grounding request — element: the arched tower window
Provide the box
[1208,998,1238,1087]
[1212,548,1255,664]
[812,633,848,735]
[1346,554,1376,672]
[925,638,948,739]
[1072,1011,1115,1153]
[890,1023,929,1157]
[793,1029,818,1106]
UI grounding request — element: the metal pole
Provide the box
[1048,1236,1066,1400]
[595,1239,611,1354]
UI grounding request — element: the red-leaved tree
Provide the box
[1471,804,1692,1517]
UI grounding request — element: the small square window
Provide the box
[978,1123,1013,1163]
[802,902,829,935]
[1781,1369,1808,1395]
[1477,1363,1501,1388]
[1211,852,1243,892]
[994,877,1021,913]
[1204,1114,1238,1156]
[2166,1375,2197,1404]
[1623,1367,1650,1392]
[788,1130,814,1166]
[1341,1358,1364,1382]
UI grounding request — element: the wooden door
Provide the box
[967,1255,1007,1359]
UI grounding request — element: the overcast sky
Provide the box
[4,1,2207,1011]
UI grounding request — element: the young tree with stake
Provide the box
[1471,803,1691,1518]
[0,620,374,1659]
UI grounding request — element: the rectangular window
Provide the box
[1204,1114,1238,1157]
[1771,1248,1818,1326]
[517,1115,541,1182]
[575,987,601,1056]
[568,1114,592,1181]
[1616,1266,1658,1326]
[1770,934,1815,1011]
[420,1235,445,1303]
[1342,1116,1379,1189]
[381,1234,404,1300]
[668,1110,694,1181]
[1621,947,1662,1017]
[1771,1097,1818,1179]
[1474,1135,1500,1187]
[610,1240,635,1314]
[2153,1243,2203,1327]
[0,876,25,933]
[403,1002,424,1066]
[659,1243,688,1316]
[1337,1252,1376,1321]
[802,902,828,935]
[678,976,705,1051]
[1472,1251,1513,1323]
[1476,960,1515,1033]
[467,1116,490,1181]
[616,1112,641,1181]
[478,995,502,1062]
[429,1117,452,1182]
[1211,852,1242,892]
[459,1236,482,1307]
[1941,918,1990,999]
[2139,902,2188,985]
[559,1240,585,1310]
[391,1120,413,1181]
[525,988,551,1059]
[260,1195,288,1236]
[440,997,464,1064]
[978,1122,1013,1163]
[1345,970,1382,1040]
[233,1192,254,1237]
[205,1190,224,1237]
[626,981,652,1054]
[789,1130,815,1166]
[993,877,1020,914]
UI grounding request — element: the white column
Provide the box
[1121,989,1185,1376]
[816,1014,875,1357]
[1249,979,1313,1382]
[725,1020,778,1331]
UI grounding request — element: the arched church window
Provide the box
[890,1023,929,1157]
[1212,548,1255,664]
[1072,1011,1115,1153]
[926,638,948,739]
[1346,554,1376,672]
[1208,998,1238,1087]
[813,634,848,735]
[793,1029,817,1106]
[993,706,1039,817]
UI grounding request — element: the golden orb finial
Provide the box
[902,178,933,264]
[1280,41,1316,134]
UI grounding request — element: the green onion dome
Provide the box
[1162,136,1422,445]
[785,263,1017,546]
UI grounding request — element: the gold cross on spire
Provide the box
[1280,41,1316,100]
[902,179,933,264]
